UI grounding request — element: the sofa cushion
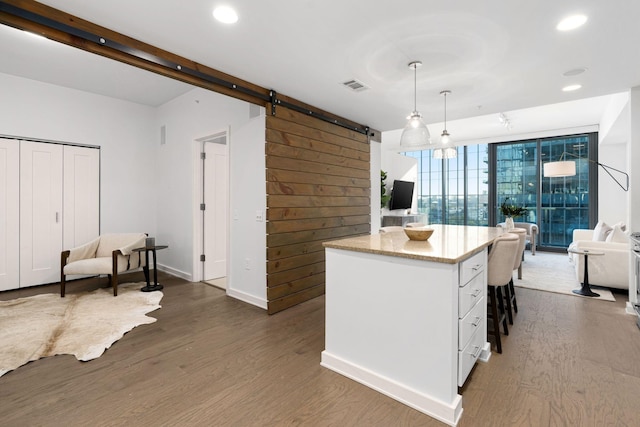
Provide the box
[606,225,628,243]
[613,221,627,232]
[592,221,612,241]
[64,257,113,275]
[64,255,139,275]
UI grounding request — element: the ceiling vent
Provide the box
[341,79,369,92]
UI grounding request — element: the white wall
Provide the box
[0,72,157,234]
[598,142,628,225]
[154,87,257,281]
[1,73,270,309]
[228,113,267,308]
[370,141,382,232]
[627,87,640,309]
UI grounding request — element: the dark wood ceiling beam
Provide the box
[0,0,269,105]
[0,0,374,135]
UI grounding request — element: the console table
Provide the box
[381,214,427,227]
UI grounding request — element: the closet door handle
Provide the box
[56,212,59,223]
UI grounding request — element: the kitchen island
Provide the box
[321,225,504,426]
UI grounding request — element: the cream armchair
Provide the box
[568,228,629,290]
[496,222,538,255]
[61,233,148,297]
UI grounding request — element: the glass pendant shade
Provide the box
[440,129,451,145]
[400,111,431,147]
[433,147,457,159]
[400,61,431,148]
[433,90,456,158]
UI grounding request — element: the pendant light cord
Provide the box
[443,92,447,127]
[413,64,417,111]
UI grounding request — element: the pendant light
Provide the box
[433,89,457,159]
[400,61,431,148]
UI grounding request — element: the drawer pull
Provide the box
[471,288,482,298]
[471,316,481,327]
[471,264,482,271]
[470,345,482,359]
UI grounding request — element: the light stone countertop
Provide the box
[323,224,505,264]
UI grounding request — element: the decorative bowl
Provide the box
[403,226,434,241]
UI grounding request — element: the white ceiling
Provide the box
[1,0,639,140]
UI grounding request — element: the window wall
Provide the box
[406,145,489,226]
[406,132,596,250]
[492,133,596,249]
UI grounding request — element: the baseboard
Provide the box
[320,351,462,426]
[479,342,492,363]
[226,288,267,310]
[157,263,191,282]
[625,301,640,316]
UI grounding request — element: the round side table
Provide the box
[133,245,168,292]
[567,248,604,297]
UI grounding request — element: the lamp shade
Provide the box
[400,111,431,148]
[543,160,576,177]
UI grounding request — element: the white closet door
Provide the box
[20,141,63,287]
[63,145,99,249]
[0,138,20,291]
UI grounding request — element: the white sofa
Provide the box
[568,227,629,290]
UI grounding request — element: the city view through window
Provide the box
[402,133,595,249]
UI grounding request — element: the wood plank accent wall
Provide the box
[266,107,371,314]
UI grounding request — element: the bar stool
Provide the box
[487,233,519,354]
[505,228,526,324]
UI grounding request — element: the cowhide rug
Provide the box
[0,282,163,377]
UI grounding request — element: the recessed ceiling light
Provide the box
[563,67,587,77]
[557,14,587,31]
[213,6,238,24]
[562,84,582,92]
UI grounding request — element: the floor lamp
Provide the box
[543,151,629,191]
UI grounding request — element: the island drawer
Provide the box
[459,250,485,285]
[458,325,484,387]
[458,296,484,350]
[458,272,484,318]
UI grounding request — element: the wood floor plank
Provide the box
[1,274,639,426]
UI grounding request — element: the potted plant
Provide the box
[500,197,527,230]
[381,170,391,208]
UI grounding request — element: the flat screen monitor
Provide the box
[388,180,414,210]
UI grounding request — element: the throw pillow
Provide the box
[613,221,627,232]
[592,221,612,241]
[606,225,628,243]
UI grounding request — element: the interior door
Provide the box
[20,141,63,287]
[0,138,20,291]
[63,145,100,249]
[203,136,228,281]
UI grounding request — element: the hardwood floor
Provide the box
[1,273,639,426]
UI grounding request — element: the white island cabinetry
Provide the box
[321,225,503,426]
